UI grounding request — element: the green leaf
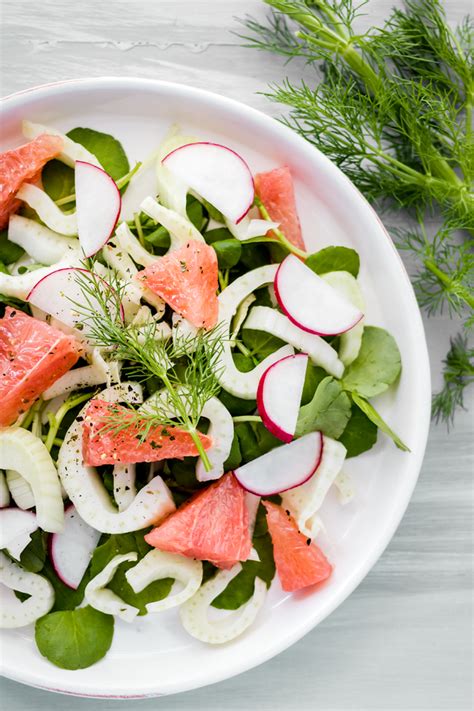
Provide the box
[19,530,47,573]
[306,246,360,277]
[301,364,327,405]
[351,393,410,451]
[342,326,402,397]
[339,401,378,457]
[204,227,233,244]
[212,503,275,609]
[201,198,225,223]
[67,127,130,181]
[42,160,75,202]
[90,532,172,615]
[43,560,91,611]
[35,606,114,670]
[223,432,242,470]
[0,229,25,264]
[211,239,242,269]
[241,328,285,361]
[296,376,352,438]
[186,196,206,231]
[236,421,282,464]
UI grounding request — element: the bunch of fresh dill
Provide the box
[240,0,473,423]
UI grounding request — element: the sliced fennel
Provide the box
[195,397,234,482]
[225,216,279,241]
[0,472,10,508]
[0,552,54,628]
[8,216,79,265]
[216,264,294,398]
[180,564,266,644]
[6,470,35,510]
[43,348,121,400]
[57,384,176,533]
[22,120,103,168]
[85,552,139,622]
[171,313,199,353]
[126,550,203,613]
[102,241,143,322]
[16,184,77,236]
[141,197,204,251]
[244,306,344,379]
[322,271,365,366]
[0,250,81,300]
[114,222,156,267]
[0,428,63,533]
[112,463,137,511]
[155,126,197,217]
[0,509,38,559]
[282,436,347,538]
[334,470,355,505]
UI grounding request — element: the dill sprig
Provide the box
[432,334,474,425]
[71,266,224,471]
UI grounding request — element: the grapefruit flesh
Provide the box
[145,472,251,568]
[0,307,80,426]
[136,240,218,329]
[263,501,332,592]
[255,166,305,251]
[82,399,212,466]
[0,134,63,229]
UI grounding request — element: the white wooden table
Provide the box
[1,2,472,709]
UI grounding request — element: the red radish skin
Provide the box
[162,142,255,224]
[263,501,332,592]
[256,353,309,443]
[274,255,364,337]
[233,432,323,497]
[75,161,121,258]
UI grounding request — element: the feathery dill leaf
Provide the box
[432,334,474,425]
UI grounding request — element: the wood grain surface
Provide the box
[0,1,472,709]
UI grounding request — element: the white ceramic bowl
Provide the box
[0,78,430,698]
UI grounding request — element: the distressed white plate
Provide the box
[0,78,430,698]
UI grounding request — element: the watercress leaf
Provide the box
[201,198,225,223]
[295,376,352,438]
[67,127,130,181]
[19,529,47,573]
[236,421,281,464]
[0,229,25,264]
[204,227,234,244]
[351,393,410,451]
[305,246,360,277]
[339,401,378,457]
[43,559,91,611]
[240,241,270,270]
[144,225,170,249]
[223,432,242,470]
[35,606,114,670]
[186,195,206,231]
[301,364,328,405]
[218,370,257,416]
[42,160,75,202]
[0,260,8,274]
[342,326,402,397]
[241,328,285,361]
[211,238,242,269]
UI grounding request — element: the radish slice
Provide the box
[179,564,266,644]
[0,249,81,301]
[126,550,203,613]
[275,254,364,336]
[5,471,34,510]
[322,271,365,366]
[85,552,139,622]
[155,126,197,217]
[49,504,101,590]
[0,473,9,508]
[0,509,38,559]
[257,354,308,443]
[22,120,102,168]
[0,428,63,533]
[234,431,323,496]
[195,397,234,482]
[215,264,294,399]
[282,436,347,538]
[0,552,54,629]
[162,142,254,224]
[27,267,124,330]
[8,216,78,265]
[75,161,121,258]
[16,184,78,236]
[57,384,176,534]
[141,196,205,251]
[244,306,343,379]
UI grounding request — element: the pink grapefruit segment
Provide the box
[263,501,332,592]
[0,307,80,427]
[0,134,63,229]
[255,166,305,251]
[136,240,218,330]
[82,399,212,466]
[145,472,251,568]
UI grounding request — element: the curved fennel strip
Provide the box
[334,470,355,505]
[172,313,199,353]
[43,348,121,400]
[126,550,203,613]
[113,463,137,511]
[244,306,344,379]
[102,241,143,322]
[0,552,54,628]
[85,553,139,622]
[6,470,35,510]
[8,216,79,265]
[155,127,197,217]
[0,472,10,508]
[180,565,267,644]
[141,196,205,251]
[225,216,279,241]
[215,264,294,399]
[22,120,102,168]
[0,250,81,300]
[16,184,77,236]
[322,271,365,366]
[0,428,63,532]
[195,397,234,482]
[282,437,347,538]
[57,383,176,533]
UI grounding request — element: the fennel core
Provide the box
[72,267,224,472]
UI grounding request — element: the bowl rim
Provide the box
[0,76,431,699]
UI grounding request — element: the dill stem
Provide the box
[232,415,262,423]
[424,259,474,311]
[254,196,308,258]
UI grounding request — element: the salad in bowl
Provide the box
[0,119,407,671]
